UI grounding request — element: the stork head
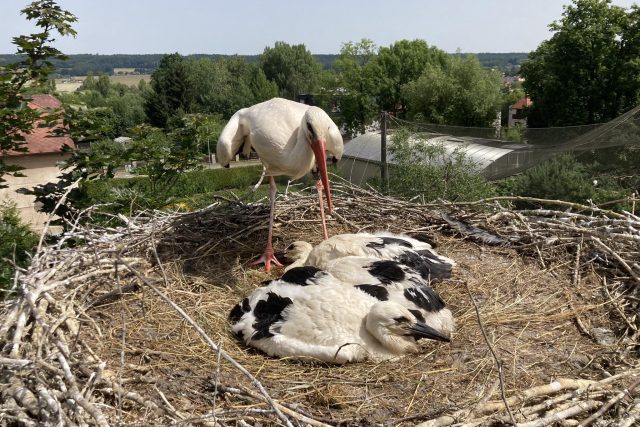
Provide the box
[303,107,344,214]
[366,302,450,355]
[278,241,313,272]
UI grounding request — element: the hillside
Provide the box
[0,52,528,76]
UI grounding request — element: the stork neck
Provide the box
[283,242,313,272]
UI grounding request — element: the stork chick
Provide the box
[229,267,451,363]
[281,231,455,282]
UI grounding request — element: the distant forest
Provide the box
[0,52,528,76]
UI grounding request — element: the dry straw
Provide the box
[1,176,638,426]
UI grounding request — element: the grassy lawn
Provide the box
[82,165,309,214]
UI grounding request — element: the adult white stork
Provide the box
[217,98,343,272]
[280,231,456,282]
[229,266,451,363]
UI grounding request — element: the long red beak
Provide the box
[310,139,333,213]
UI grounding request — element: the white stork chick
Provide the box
[229,267,451,363]
[313,256,454,336]
[282,231,455,282]
[217,98,343,272]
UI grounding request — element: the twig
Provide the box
[572,240,582,287]
[591,236,640,285]
[601,276,637,332]
[221,383,334,427]
[37,178,82,253]
[619,399,640,427]
[519,400,602,427]
[212,340,223,423]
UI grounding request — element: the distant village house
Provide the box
[508,96,532,128]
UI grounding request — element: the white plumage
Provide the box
[282,231,456,282]
[276,232,457,336]
[229,266,452,363]
[314,256,454,335]
[217,98,344,271]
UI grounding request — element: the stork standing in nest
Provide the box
[217,98,343,272]
[229,266,452,363]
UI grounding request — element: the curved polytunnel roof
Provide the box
[342,131,543,180]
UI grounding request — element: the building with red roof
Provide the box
[508,97,532,128]
[1,94,74,232]
[3,94,74,156]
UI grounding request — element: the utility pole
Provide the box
[380,111,388,190]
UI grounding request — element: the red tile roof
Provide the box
[27,94,63,110]
[510,97,532,110]
[2,94,73,157]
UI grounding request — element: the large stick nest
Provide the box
[1,177,639,426]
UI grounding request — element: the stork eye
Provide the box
[286,243,295,250]
[307,123,313,132]
[394,316,410,323]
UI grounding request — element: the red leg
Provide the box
[316,180,329,240]
[251,176,283,273]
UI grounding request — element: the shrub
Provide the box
[80,166,282,214]
[496,153,632,210]
[0,203,38,293]
[382,128,495,202]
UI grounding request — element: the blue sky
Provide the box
[1,0,638,55]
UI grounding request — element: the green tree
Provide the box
[62,105,119,144]
[333,39,382,135]
[375,39,448,112]
[521,0,640,126]
[403,55,503,126]
[80,73,111,97]
[27,136,127,223]
[31,116,209,224]
[0,0,76,188]
[70,72,148,134]
[145,53,195,127]
[259,42,322,99]
[193,57,277,118]
[128,119,204,197]
[333,39,454,135]
[104,90,147,134]
[190,113,226,157]
[146,54,277,126]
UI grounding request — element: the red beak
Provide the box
[310,138,333,213]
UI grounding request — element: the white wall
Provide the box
[0,154,69,232]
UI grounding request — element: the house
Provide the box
[503,75,525,90]
[508,97,532,128]
[0,94,74,232]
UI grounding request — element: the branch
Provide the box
[578,376,640,427]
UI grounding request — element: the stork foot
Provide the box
[251,248,283,273]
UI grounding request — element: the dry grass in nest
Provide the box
[1,179,639,426]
